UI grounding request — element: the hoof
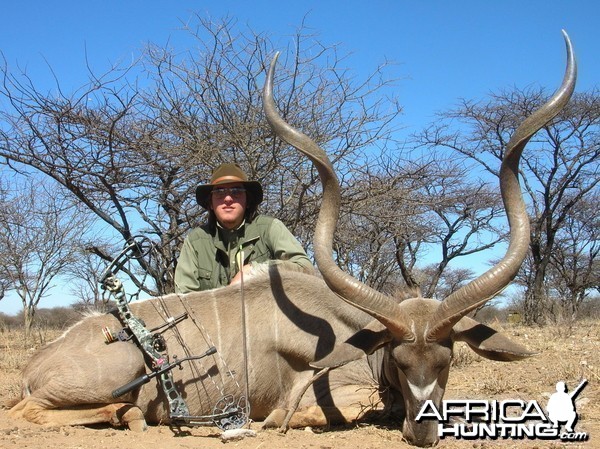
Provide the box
[127,418,148,432]
[117,404,148,432]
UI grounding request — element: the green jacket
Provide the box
[175,215,313,293]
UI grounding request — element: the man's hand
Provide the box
[230,264,253,285]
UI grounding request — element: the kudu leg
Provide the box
[263,404,372,430]
[262,369,381,432]
[10,397,147,431]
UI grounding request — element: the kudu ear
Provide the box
[453,316,537,361]
[311,320,392,369]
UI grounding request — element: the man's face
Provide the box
[210,183,247,229]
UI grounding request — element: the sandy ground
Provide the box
[1,319,598,448]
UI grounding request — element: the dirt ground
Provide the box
[1,319,598,449]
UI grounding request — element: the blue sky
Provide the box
[1,1,598,314]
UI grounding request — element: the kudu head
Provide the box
[263,31,576,447]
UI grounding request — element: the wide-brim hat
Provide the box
[195,163,263,209]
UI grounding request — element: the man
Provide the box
[546,381,582,433]
[175,163,314,293]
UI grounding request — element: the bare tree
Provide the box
[0,176,90,338]
[326,147,506,298]
[0,16,403,295]
[418,265,476,301]
[418,88,600,324]
[329,154,418,293]
[65,243,117,312]
[0,183,10,300]
[547,193,600,319]
[417,167,504,298]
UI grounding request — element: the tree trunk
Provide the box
[523,268,547,325]
[23,306,35,343]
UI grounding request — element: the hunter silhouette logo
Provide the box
[546,379,587,439]
[415,378,589,442]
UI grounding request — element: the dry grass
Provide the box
[445,319,600,442]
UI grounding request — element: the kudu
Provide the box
[262,30,576,446]
[8,32,575,447]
